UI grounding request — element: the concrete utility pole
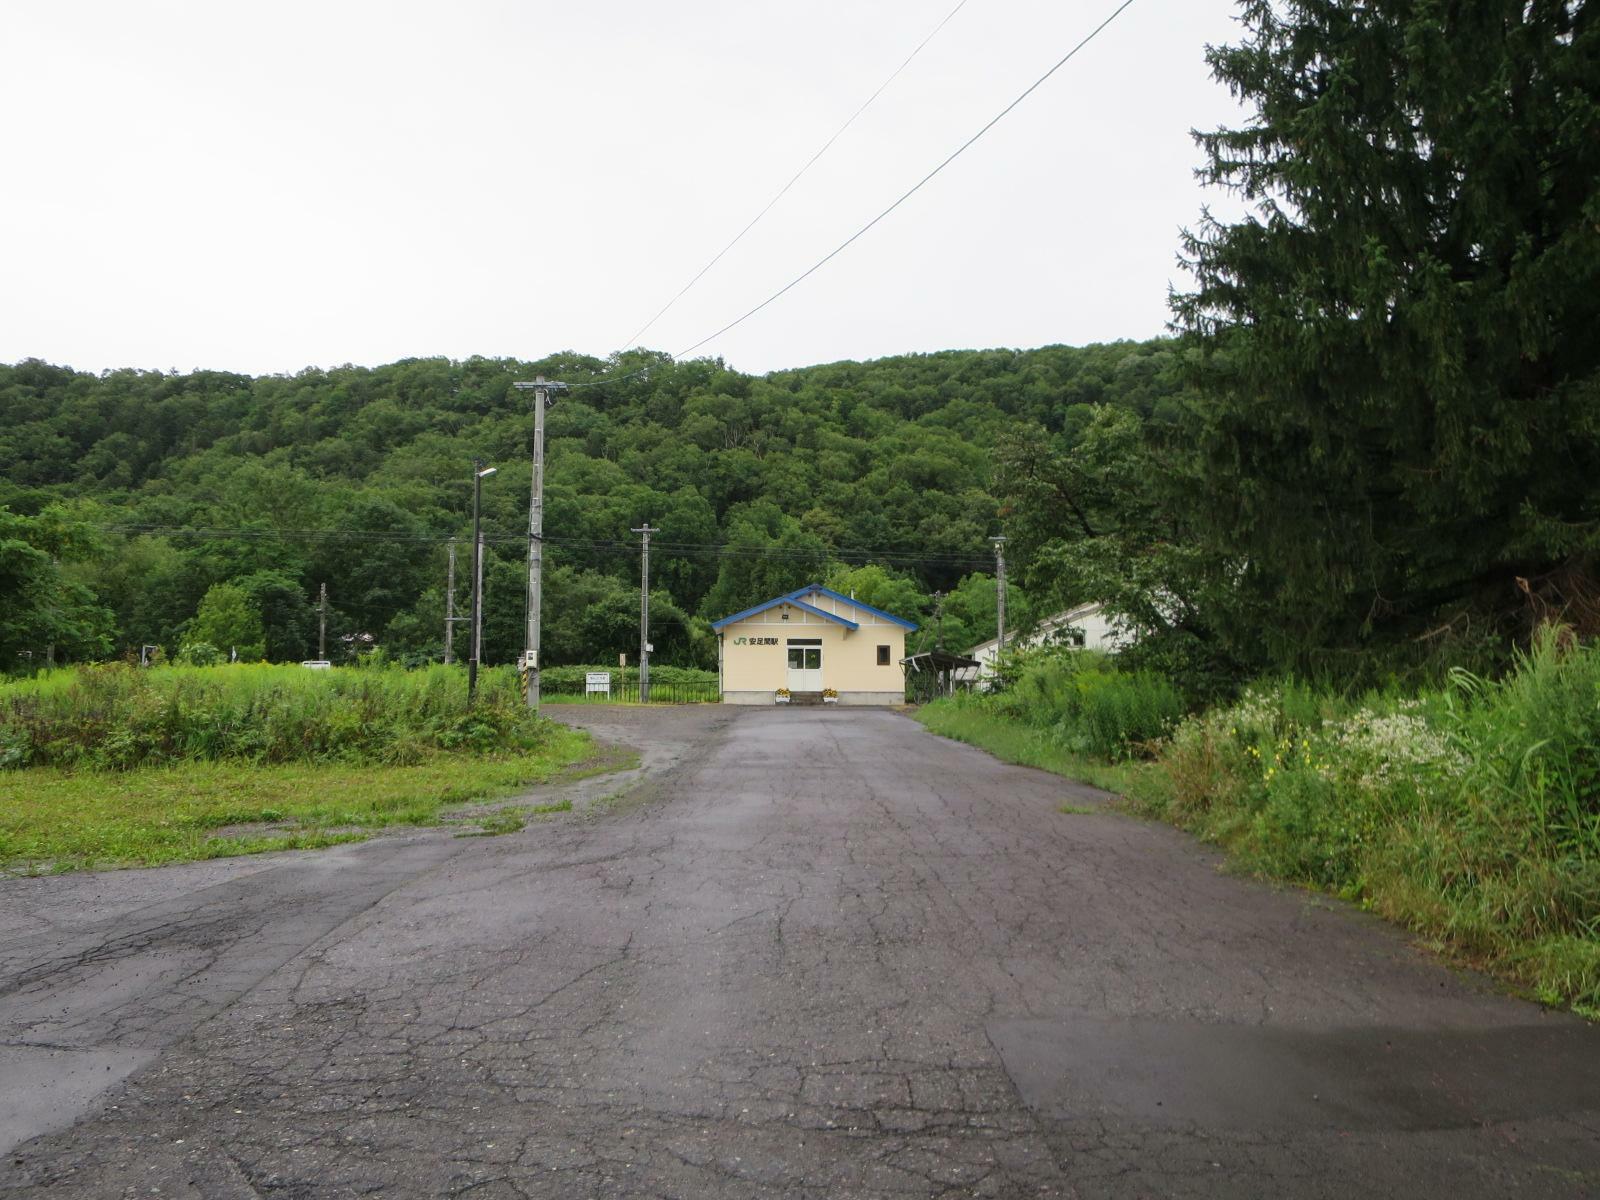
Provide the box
[318,582,328,661]
[632,523,659,703]
[991,536,1007,662]
[443,538,457,665]
[511,376,569,711]
[932,591,946,653]
[468,461,497,705]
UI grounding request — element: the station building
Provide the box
[712,585,917,705]
[959,600,1129,687]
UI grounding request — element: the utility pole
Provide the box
[632,523,659,703]
[318,582,328,661]
[468,461,498,705]
[932,591,946,653]
[443,538,457,665]
[512,376,569,711]
[46,557,57,668]
[990,536,1008,663]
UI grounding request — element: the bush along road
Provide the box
[920,628,1600,1017]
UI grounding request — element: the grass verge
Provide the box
[0,725,595,874]
[919,629,1600,1017]
[916,700,1137,795]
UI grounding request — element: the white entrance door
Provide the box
[787,639,823,691]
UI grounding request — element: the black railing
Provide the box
[542,680,721,705]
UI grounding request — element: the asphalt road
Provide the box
[2,707,1597,1198]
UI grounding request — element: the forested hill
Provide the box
[0,340,1181,668]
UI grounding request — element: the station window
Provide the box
[877,645,891,666]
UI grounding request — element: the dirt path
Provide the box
[2,707,1596,1197]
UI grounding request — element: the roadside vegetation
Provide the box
[539,664,720,704]
[2,662,557,770]
[0,663,602,873]
[917,654,1155,795]
[922,631,1600,1016]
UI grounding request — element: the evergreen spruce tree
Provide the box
[1173,0,1600,659]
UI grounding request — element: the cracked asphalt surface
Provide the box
[2,706,1597,1198]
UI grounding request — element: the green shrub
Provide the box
[993,651,1185,760]
[178,641,222,666]
[0,662,555,770]
[1131,629,1600,1015]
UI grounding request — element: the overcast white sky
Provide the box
[1,1,1246,378]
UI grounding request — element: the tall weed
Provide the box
[1132,628,1600,1013]
[992,651,1184,760]
[0,663,554,770]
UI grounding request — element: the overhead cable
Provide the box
[672,0,1137,360]
[95,524,994,570]
[617,0,974,352]
[565,0,1135,394]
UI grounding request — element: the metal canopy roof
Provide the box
[901,650,980,670]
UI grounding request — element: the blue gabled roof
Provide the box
[712,594,860,631]
[785,584,919,631]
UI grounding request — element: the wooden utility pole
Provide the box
[991,536,1007,661]
[512,376,569,710]
[632,523,659,703]
[443,538,457,665]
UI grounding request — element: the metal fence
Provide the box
[542,680,721,705]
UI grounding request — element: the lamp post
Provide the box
[468,461,497,706]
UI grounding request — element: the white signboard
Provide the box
[585,671,611,696]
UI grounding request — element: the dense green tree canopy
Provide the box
[0,341,1180,669]
[1172,0,1600,658]
[186,582,266,662]
[0,507,113,666]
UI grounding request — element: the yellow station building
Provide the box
[713,585,917,705]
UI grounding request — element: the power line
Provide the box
[93,523,991,560]
[673,0,1138,360]
[564,361,659,392]
[94,524,995,569]
[563,0,1134,395]
[618,0,973,352]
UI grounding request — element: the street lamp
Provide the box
[468,461,497,706]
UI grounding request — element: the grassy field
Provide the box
[0,662,630,873]
[0,726,608,873]
[916,701,1137,795]
[0,662,553,770]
